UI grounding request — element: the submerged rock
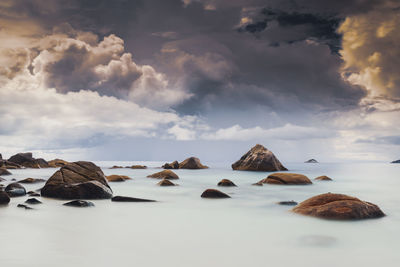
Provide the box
[111,196,156,202]
[0,168,12,176]
[217,179,237,187]
[315,175,333,181]
[41,161,113,200]
[18,178,46,184]
[277,200,298,206]
[17,204,33,210]
[147,170,179,180]
[25,198,42,204]
[391,159,400,163]
[201,189,230,199]
[259,173,312,185]
[162,161,179,169]
[5,183,26,197]
[0,191,10,204]
[48,159,69,168]
[157,179,176,186]
[292,193,385,220]
[179,157,208,169]
[109,165,123,169]
[126,165,147,169]
[63,200,94,207]
[27,191,41,197]
[106,175,132,182]
[232,144,287,172]
[305,159,318,163]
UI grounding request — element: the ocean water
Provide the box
[0,161,399,267]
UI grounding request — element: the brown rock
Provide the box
[162,161,179,169]
[48,159,69,168]
[18,178,46,184]
[157,179,176,186]
[1,161,22,169]
[315,175,333,181]
[41,161,113,199]
[259,173,312,185]
[5,183,26,197]
[292,193,385,220]
[147,170,179,180]
[126,165,147,169]
[109,165,123,169]
[232,144,287,171]
[217,179,237,187]
[201,189,230,198]
[179,157,208,169]
[106,175,132,182]
[8,152,49,168]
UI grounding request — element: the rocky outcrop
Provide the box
[8,153,49,168]
[25,198,42,204]
[106,175,132,182]
[292,193,385,220]
[63,200,94,207]
[201,189,230,198]
[126,165,147,169]
[157,179,176,186]
[48,159,69,168]
[18,178,46,184]
[391,159,400,163]
[111,196,156,202]
[217,179,237,187]
[0,161,22,169]
[162,161,179,169]
[305,159,318,163]
[232,144,287,171]
[147,170,179,180]
[5,183,26,197]
[0,191,10,204]
[0,168,12,176]
[258,173,312,185]
[277,201,298,206]
[41,161,113,199]
[315,175,332,181]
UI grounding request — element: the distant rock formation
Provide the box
[8,153,49,168]
[106,175,132,182]
[391,159,400,163]
[162,161,179,169]
[126,165,147,169]
[41,161,113,199]
[18,178,46,184]
[147,170,179,179]
[315,175,332,181]
[258,173,312,185]
[292,193,385,220]
[162,157,208,169]
[232,144,287,171]
[305,159,318,163]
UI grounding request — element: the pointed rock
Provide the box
[157,179,176,186]
[201,189,230,198]
[217,179,237,187]
[179,157,208,169]
[315,175,332,181]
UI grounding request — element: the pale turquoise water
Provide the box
[0,162,399,267]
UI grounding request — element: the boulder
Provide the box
[162,161,179,169]
[18,178,46,184]
[315,175,333,181]
[0,168,12,176]
[391,159,400,163]
[106,175,132,182]
[8,152,49,168]
[179,157,208,169]
[201,189,230,199]
[25,198,42,204]
[109,165,123,169]
[111,196,156,202]
[277,201,298,206]
[147,170,179,180]
[157,179,176,186]
[292,193,385,220]
[63,200,94,207]
[305,159,318,163]
[259,173,312,185]
[232,144,287,171]
[126,165,147,169]
[48,159,69,168]
[217,179,237,187]
[0,191,10,204]
[41,161,113,199]
[5,183,26,197]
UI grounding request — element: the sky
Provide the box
[0,0,399,163]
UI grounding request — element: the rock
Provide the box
[109,165,123,169]
[292,193,385,220]
[232,144,287,171]
[179,157,208,169]
[252,181,263,186]
[18,178,47,184]
[391,159,400,163]
[0,153,2,160]
[1,161,22,169]
[217,179,237,187]
[0,168,12,176]
[17,204,33,210]
[315,175,333,181]
[277,200,298,206]
[41,161,113,199]
[157,179,176,186]
[8,152,49,168]
[63,200,94,207]
[259,173,312,185]
[0,191,10,204]
[5,183,26,197]
[48,159,69,168]
[162,161,179,169]
[147,170,179,180]
[25,198,42,204]
[27,191,41,197]
[305,159,318,163]
[111,196,156,202]
[0,177,5,182]
[126,165,147,169]
[201,189,230,198]
[106,175,132,182]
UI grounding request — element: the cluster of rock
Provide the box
[162,157,208,169]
